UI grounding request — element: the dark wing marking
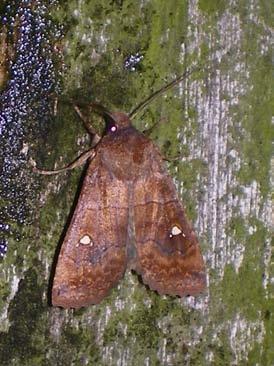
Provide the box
[131,157,206,297]
[52,155,128,308]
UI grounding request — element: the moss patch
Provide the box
[47,323,101,365]
[103,288,206,364]
[198,0,227,15]
[0,265,46,365]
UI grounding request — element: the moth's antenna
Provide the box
[129,67,199,120]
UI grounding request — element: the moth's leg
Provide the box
[142,117,181,161]
[73,104,100,144]
[31,148,96,175]
[142,117,167,137]
[31,101,102,175]
[163,154,182,162]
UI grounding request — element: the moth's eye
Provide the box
[110,125,117,133]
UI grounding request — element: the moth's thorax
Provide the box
[98,126,156,181]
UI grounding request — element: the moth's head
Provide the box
[91,103,131,134]
[109,112,130,127]
[105,112,131,133]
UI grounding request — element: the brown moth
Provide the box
[50,106,206,308]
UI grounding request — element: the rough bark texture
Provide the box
[0,1,273,365]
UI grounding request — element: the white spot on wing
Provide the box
[171,226,182,236]
[169,225,186,238]
[79,234,93,245]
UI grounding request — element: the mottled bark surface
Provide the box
[0,1,273,365]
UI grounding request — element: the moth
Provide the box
[43,102,206,308]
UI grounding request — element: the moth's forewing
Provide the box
[131,150,206,295]
[52,155,128,308]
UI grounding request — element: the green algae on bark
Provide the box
[0,0,273,365]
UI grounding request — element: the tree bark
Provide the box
[0,1,272,365]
